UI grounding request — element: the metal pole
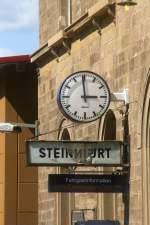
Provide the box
[123,103,130,225]
[11,122,36,129]
[34,120,39,137]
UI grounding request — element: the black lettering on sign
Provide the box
[54,148,60,158]
[106,148,111,158]
[98,148,105,158]
[88,149,95,158]
[39,148,46,158]
[47,148,53,158]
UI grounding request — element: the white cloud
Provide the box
[0,48,16,57]
[0,0,38,31]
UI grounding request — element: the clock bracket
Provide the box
[111,88,129,104]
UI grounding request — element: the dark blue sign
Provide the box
[75,221,120,225]
[48,174,128,193]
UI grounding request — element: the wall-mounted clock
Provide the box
[57,71,110,123]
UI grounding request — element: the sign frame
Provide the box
[26,140,124,167]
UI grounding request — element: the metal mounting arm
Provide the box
[111,88,129,104]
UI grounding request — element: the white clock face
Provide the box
[57,71,110,122]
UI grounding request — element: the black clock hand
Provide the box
[82,75,87,102]
[81,96,98,98]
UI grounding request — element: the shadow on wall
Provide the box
[0,62,37,123]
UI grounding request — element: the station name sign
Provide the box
[26,140,123,166]
[48,174,128,193]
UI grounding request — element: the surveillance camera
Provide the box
[0,123,22,133]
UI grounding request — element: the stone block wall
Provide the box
[37,0,150,225]
[39,0,100,45]
[71,0,99,22]
[39,0,60,45]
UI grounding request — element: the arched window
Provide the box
[142,77,150,225]
[59,128,74,225]
[102,110,116,220]
[102,110,116,140]
[61,128,70,140]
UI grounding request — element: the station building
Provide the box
[31,0,150,225]
[0,55,38,225]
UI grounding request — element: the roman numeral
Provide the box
[84,112,86,119]
[74,111,77,116]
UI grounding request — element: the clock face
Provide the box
[57,71,110,122]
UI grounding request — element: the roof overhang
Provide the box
[0,55,30,64]
[0,55,32,77]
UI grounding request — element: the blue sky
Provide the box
[0,0,39,57]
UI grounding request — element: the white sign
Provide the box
[26,141,123,166]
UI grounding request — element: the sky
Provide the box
[0,0,39,57]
